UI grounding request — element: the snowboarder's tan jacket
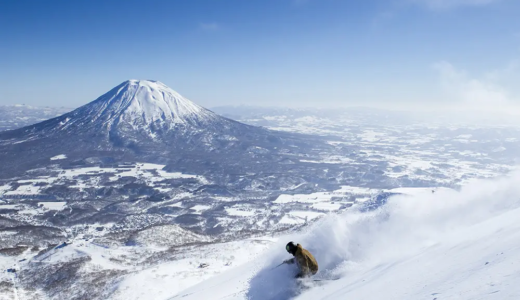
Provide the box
[287,244,318,277]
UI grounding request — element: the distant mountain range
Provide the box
[0,104,71,132]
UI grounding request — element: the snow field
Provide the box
[273,186,372,205]
[37,202,67,210]
[112,238,275,300]
[4,185,42,196]
[0,163,208,197]
[225,207,257,217]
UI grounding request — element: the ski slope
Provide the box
[165,171,520,300]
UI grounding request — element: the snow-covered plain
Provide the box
[214,107,520,187]
[161,170,520,300]
[0,162,207,199]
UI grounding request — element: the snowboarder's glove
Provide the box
[284,258,295,264]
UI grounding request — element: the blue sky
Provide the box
[1,0,519,110]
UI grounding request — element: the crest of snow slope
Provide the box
[166,170,520,300]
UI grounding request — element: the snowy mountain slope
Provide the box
[111,238,275,300]
[86,80,217,127]
[164,170,520,300]
[297,209,520,300]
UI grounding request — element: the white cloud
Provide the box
[411,0,500,10]
[433,61,512,107]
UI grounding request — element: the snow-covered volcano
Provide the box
[0,80,330,179]
[68,80,219,131]
[0,79,261,144]
[2,80,226,139]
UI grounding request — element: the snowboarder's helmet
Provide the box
[286,242,297,254]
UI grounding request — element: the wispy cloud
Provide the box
[199,22,220,32]
[411,0,501,10]
[432,61,520,112]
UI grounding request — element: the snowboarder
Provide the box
[283,242,318,278]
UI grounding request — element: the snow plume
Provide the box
[247,170,520,299]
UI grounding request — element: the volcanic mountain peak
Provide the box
[87,79,217,126]
[0,80,229,144]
